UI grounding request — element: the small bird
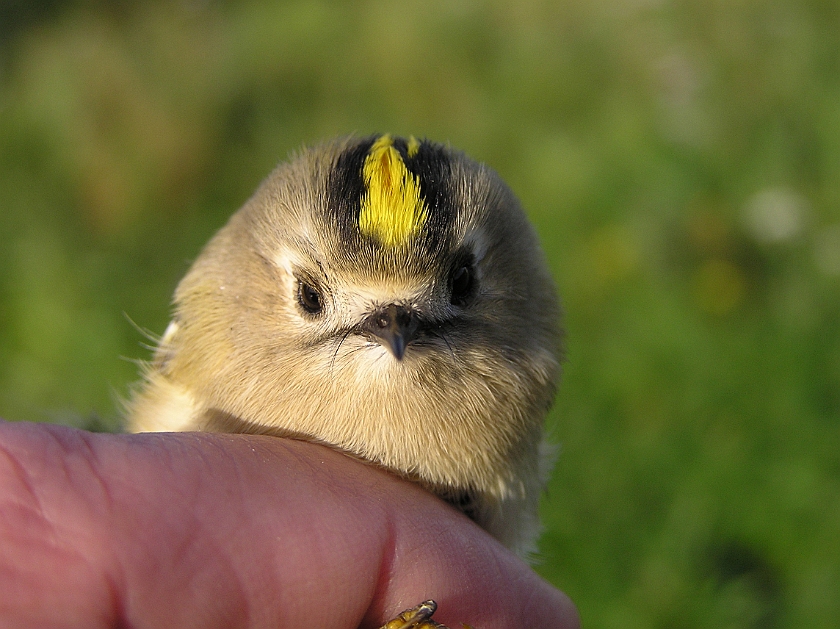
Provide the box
[127,134,562,626]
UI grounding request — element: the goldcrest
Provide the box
[127,134,562,626]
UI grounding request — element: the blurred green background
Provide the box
[1,1,838,627]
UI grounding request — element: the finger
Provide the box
[0,422,578,629]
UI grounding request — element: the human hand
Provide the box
[0,421,578,628]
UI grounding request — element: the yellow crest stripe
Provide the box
[406,135,421,158]
[359,135,427,247]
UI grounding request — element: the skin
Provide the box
[0,421,579,629]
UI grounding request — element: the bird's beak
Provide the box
[362,304,420,360]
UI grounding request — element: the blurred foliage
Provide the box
[1,0,839,627]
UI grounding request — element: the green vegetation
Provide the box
[1,1,838,626]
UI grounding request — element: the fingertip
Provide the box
[366,489,579,629]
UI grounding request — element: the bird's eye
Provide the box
[298,281,323,315]
[450,264,476,306]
